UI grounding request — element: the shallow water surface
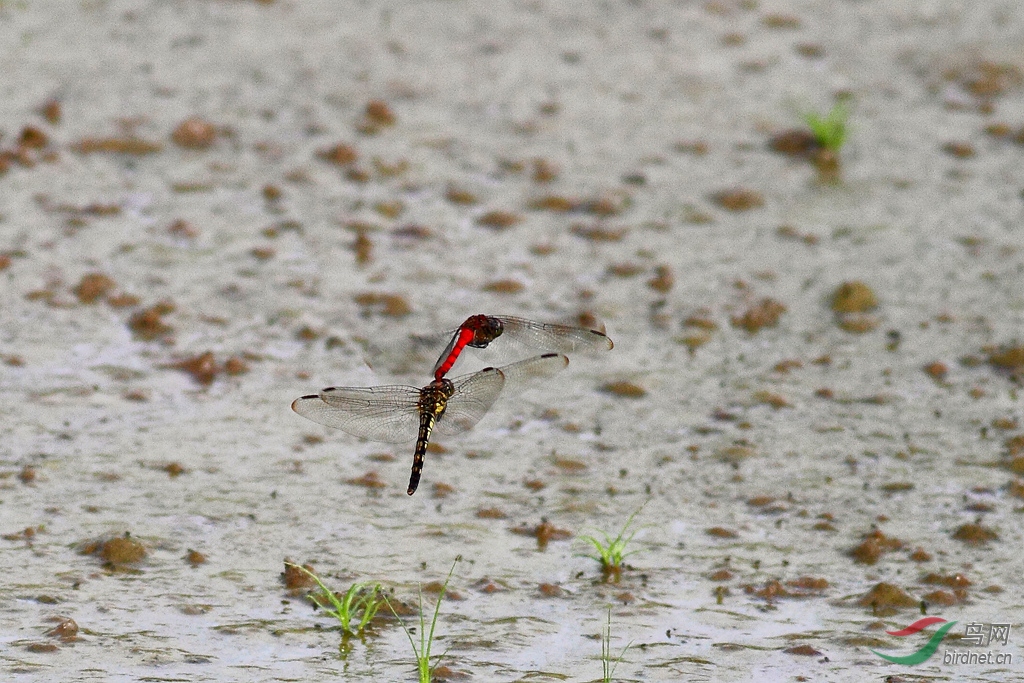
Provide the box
[3,1,1024,681]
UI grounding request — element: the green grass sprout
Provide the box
[383,555,461,683]
[601,607,633,682]
[579,505,645,581]
[803,99,850,153]
[285,562,384,640]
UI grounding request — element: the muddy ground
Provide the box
[2,1,1024,681]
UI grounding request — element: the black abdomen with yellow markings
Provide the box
[407,379,454,495]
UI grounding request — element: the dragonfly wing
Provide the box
[291,385,421,443]
[491,352,569,394]
[499,316,614,353]
[434,353,569,436]
[434,367,506,436]
[363,329,457,376]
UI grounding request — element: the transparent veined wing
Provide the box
[496,316,613,354]
[360,329,459,376]
[491,351,571,386]
[434,366,505,436]
[435,353,569,436]
[291,384,422,443]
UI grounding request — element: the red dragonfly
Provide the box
[428,315,612,380]
[291,353,569,495]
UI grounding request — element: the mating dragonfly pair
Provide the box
[292,315,613,495]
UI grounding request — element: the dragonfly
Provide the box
[291,353,569,495]
[426,315,612,380]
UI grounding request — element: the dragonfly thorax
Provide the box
[467,314,504,348]
[419,378,455,418]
